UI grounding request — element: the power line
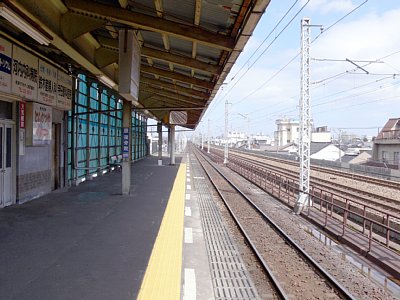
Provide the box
[228,0,310,88]
[230,0,301,81]
[230,1,371,108]
[205,1,310,117]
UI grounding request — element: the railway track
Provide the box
[228,152,400,216]
[234,148,400,191]
[192,146,356,300]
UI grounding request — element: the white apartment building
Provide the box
[274,118,299,147]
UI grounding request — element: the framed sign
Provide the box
[122,127,129,158]
[12,45,38,100]
[0,37,12,93]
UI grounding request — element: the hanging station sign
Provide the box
[169,111,188,125]
[0,38,73,111]
[38,59,57,106]
[12,45,38,100]
[56,70,72,110]
[0,37,12,93]
[119,30,140,103]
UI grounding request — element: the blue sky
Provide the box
[197,0,400,139]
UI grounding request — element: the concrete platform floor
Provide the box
[0,156,181,300]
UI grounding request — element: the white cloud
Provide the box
[301,0,356,14]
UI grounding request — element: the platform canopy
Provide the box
[0,0,271,128]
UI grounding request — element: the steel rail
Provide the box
[193,145,356,300]
[192,148,289,300]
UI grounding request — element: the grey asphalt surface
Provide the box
[0,156,181,300]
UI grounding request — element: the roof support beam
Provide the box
[141,86,204,105]
[141,65,213,90]
[142,47,220,75]
[61,12,106,41]
[140,76,209,99]
[97,37,219,74]
[95,47,118,68]
[64,0,235,51]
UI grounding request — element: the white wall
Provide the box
[311,144,344,161]
[311,132,331,143]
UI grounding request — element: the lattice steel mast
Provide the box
[295,18,311,214]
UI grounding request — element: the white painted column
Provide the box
[122,100,131,195]
[170,125,176,165]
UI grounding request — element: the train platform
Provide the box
[0,153,258,300]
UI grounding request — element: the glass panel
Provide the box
[6,127,11,168]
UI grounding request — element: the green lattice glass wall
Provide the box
[67,74,148,182]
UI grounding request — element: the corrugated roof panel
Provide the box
[163,0,194,24]
[171,64,193,75]
[140,31,164,49]
[169,36,193,54]
[128,0,157,17]
[196,43,222,61]
[200,0,242,33]
[153,60,170,70]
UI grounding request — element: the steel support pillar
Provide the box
[170,125,176,165]
[207,119,210,153]
[167,127,171,155]
[224,99,229,164]
[295,18,311,214]
[122,100,132,195]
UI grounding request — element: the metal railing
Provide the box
[228,156,400,253]
[376,129,400,140]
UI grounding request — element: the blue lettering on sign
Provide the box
[0,53,12,74]
[123,127,129,156]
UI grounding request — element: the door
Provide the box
[51,123,60,190]
[0,123,13,207]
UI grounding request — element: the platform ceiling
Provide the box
[0,0,271,128]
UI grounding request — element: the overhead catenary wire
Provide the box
[229,0,371,108]
[205,1,310,117]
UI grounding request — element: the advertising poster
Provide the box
[38,59,57,106]
[57,70,72,110]
[12,45,38,100]
[0,37,12,93]
[32,102,52,145]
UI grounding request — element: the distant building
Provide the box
[310,142,344,161]
[311,126,331,143]
[274,118,299,146]
[340,152,372,164]
[372,118,400,167]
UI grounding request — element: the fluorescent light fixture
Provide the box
[111,167,115,171]
[92,173,98,178]
[0,3,51,45]
[98,75,116,88]
[102,170,107,174]
[81,178,86,183]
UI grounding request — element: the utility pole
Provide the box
[295,18,313,214]
[238,113,250,150]
[224,99,229,164]
[338,129,342,163]
[207,118,210,153]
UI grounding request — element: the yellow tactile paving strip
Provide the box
[137,163,186,300]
